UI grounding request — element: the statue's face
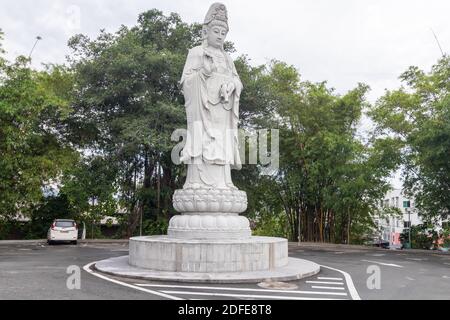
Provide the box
[206,25,228,49]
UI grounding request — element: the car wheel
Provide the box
[72,241,78,245]
[47,240,53,245]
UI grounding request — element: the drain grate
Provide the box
[257,281,298,290]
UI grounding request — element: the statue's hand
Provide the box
[220,84,229,103]
[226,82,235,96]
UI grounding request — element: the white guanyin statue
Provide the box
[170,2,250,239]
[180,2,242,190]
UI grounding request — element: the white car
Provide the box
[47,219,78,245]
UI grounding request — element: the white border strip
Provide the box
[311,286,345,290]
[318,277,343,281]
[82,262,183,300]
[306,281,344,285]
[319,264,361,300]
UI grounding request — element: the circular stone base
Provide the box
[173,188,247,214]
[129,236,288,273]
[94,256,320,283]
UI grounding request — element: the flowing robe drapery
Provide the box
[180,44,243,189]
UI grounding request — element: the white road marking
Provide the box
[82,262,183,300]
[159,290,347,300]
[361,260,404,268]
[370,253,386,257]
[306,281,344,285]
[134,283,347,296]
[442,276,450,279]
[318,277,343,281]
[311,286,345,290]
[319,264,361,300]
[406,277,415,281]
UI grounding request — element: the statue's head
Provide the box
[203,2,229,49]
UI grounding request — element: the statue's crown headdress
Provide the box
[204,3,228,28]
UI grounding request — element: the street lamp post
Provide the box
[403,200,412,249]
[28,36,42,59]
[408,209,412,249]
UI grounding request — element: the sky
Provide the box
[1,0,449,188]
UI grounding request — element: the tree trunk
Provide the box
[157,160,161,215]
[319,207,323,242]
[127,200,142,237]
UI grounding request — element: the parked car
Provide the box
[47,219,78,245]
[366,240,390,249]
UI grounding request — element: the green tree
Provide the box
[0,31,76,221]
[233,60,400,243]
[370,55,450,223]
[400,223,438,250]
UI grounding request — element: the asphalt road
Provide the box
[0,242,448,300]
[289,245,450,300]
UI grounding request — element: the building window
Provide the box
[404,221,411,228]
[403,200,411,208]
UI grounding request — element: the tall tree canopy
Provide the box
[370,55,450,223]
[235,61,401,242]
[0,29,76,219]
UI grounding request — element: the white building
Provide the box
[374,188,421,246]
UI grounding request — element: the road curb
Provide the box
[288,242,449,255]
[0,239,129,245]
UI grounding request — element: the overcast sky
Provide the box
[1,0,448,188]
[1,0,448,102]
